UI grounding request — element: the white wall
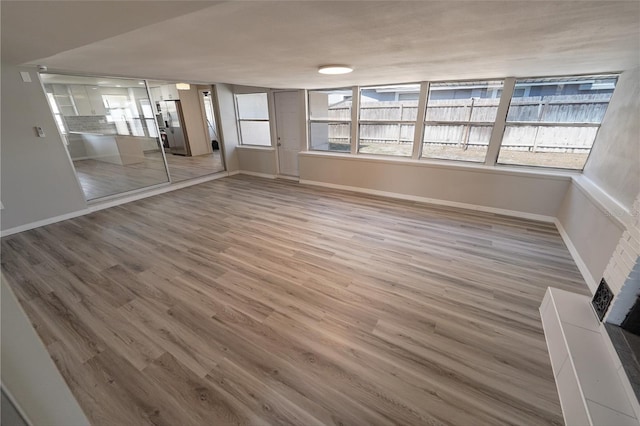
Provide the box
[556,178,625,291]
[214,84,240,172]
[1,64,87,231]
[1,276,90,425]
[583,67,640,210]
[299,152,571,219]
[178,85,211,156]
[555,67,640,293]
[237,146,277,176]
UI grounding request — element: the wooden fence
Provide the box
[323,94,610,151]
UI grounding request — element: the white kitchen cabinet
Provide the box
[51,84,77,116]
[86,87,107,116]
[68,85,107,116]
[160,84,179,101]
[69,86,92,115]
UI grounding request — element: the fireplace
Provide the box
[622,296,640,335]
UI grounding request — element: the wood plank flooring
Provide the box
[1,175,590,425]
[74,151,224,200]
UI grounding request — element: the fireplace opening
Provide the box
[622,296,640,335]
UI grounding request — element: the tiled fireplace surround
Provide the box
[541,194,640,425]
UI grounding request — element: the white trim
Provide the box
[235,145,275,151]
[1,384,34,426]
[1,172,229,237]
[412,81,429,159]
[227,170,241,176]
[299,178,555,223]
[1,209,90,238]
[554,217,597,293]
[572,175,629,230]
[350,85,359,155]
[237,170,276,179]
[276,174,299,182]
[486,77,516,166]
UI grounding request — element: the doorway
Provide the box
[200,88,225,172]
[147,81,226,182]
[274,91,303,177]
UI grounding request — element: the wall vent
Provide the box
[592,278,614,321]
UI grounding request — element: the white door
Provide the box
[274,91,303,177]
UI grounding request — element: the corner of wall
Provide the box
[1,63,87,232]
[583,67,640,210]
[213,83,240,172]
[554,67,640,294]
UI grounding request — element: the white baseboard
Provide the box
[1,209,91,238]
[1,384,34,426]
[237,171,277,179]
[299,179,555,223]
[554,218,597,293]
[1,171,229,238]
[276,174,299,182]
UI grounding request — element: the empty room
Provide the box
[1,1,639,425]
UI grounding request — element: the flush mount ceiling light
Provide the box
[176,83,191,90]
[318,65,353,75]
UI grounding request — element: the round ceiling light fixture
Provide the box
[318,65,353,75]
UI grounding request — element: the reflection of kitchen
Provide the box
[43,76,161,167]
[41,74,224,200]
[147,80,225,179]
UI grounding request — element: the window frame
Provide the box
[307,87,354,153]
[494,75,619,171]
[234,92,272,147]
[421,79,506,164]
[303,72,619,173]
[357,82,423,158]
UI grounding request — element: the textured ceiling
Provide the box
[3,1,639,89]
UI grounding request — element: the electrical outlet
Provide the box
[35,126,45,137]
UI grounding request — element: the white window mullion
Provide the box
[412,81,429,160]
[485,77,515,166]
[350,85,359,155]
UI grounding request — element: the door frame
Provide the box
[198,86,227,172]
[272,90,306,178]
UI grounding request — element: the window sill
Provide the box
[237,145,275,151]
[299,150,580,181]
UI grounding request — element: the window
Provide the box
[235,93,271,146]
[358,84,420,157]
[45,93,67,135]
[308,88,352,152]
[497,75,617,170]
[103,94,135,136]
[422,80,503,162]
[139,99,158,138]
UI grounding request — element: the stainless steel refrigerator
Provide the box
[156,100,191,156]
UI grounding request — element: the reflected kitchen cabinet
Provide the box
[50,84,77,116]
[68,85,107,116]
[160,84,179,101]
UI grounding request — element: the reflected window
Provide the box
[308,88,352,152]
[235,93,272,146]
[41,74,169,201]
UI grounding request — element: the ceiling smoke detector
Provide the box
[318,65,353,75]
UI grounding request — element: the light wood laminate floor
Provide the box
[74,151,224,200]
[1,176,589,425]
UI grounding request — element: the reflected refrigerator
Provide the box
[156,100,191,156]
